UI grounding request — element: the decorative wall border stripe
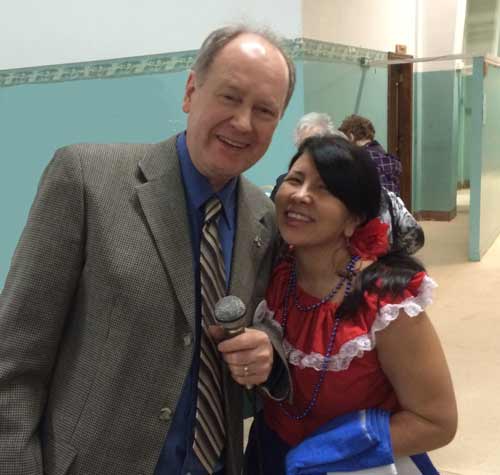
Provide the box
[0,50,199,88]
[287,38,387,64]
[0,39,387,88]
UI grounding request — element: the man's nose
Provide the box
[231,106,252,133]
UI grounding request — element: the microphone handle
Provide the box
[221,326,245,340]
[219,326,253,390]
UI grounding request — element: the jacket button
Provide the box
[183,333,193,347]
[159,407,172,421]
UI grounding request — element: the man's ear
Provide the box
[182,71,197,113]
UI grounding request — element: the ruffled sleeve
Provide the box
[329,272,437,371]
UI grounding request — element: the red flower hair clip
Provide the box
[349,217,389,260]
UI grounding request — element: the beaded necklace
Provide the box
[278,254,360,420]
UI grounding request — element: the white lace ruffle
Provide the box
[285,275,437,372]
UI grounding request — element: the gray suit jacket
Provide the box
[0,137,281,475]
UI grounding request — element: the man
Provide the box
[0,25,295,475]
[339,114,402,196]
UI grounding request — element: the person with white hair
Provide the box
[292,112,347,147]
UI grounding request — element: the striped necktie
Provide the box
[193,196,226,473]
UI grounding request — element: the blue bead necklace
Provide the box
[278,254,360,420]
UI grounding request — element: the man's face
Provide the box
[182,33,290,190]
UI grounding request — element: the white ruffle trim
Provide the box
[285,275,438,372]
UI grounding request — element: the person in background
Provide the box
[271,113,424,255]
[0,25,295,475]
[245,136,457,475]
[339,114,402,196]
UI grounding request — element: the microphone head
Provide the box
[214,295,246,330]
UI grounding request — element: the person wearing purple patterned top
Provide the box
[339,114,402,195]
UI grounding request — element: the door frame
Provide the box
[387,52,414,211]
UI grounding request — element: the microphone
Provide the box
[214,296,253,390]
[214,295,246,340]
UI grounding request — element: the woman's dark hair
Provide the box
[290,135,381,224]
[286,135,426,319]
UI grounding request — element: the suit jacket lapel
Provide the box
[230,177,272,311]
[135,137,196,332]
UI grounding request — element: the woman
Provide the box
[245,136,457,475]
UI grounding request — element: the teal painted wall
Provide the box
[413,69,458,213]
[1,72,187,288]
[479,62,500,256]
[303,61,388,148]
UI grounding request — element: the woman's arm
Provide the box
[376,309,457,456]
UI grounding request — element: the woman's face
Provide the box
[275,152,360,250]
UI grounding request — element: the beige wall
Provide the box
[301,0,468,72]
[302,0,417,54]
[416,0,467,72]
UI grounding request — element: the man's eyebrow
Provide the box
[222,84,240,91]
[218,80,240,91]
[220,82,279,110]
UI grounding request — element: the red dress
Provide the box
[262,259,436,447]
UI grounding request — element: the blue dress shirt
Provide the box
[154,132,237,475]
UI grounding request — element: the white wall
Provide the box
[0,0,302,70]
[302,0,417,55]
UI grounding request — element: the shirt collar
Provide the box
[177,131,237,229]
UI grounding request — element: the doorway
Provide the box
[387,52,413,211]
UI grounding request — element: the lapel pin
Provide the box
[253,236,263,248]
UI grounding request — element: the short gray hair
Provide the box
[191,25,296,114]
[293,112,347,146]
